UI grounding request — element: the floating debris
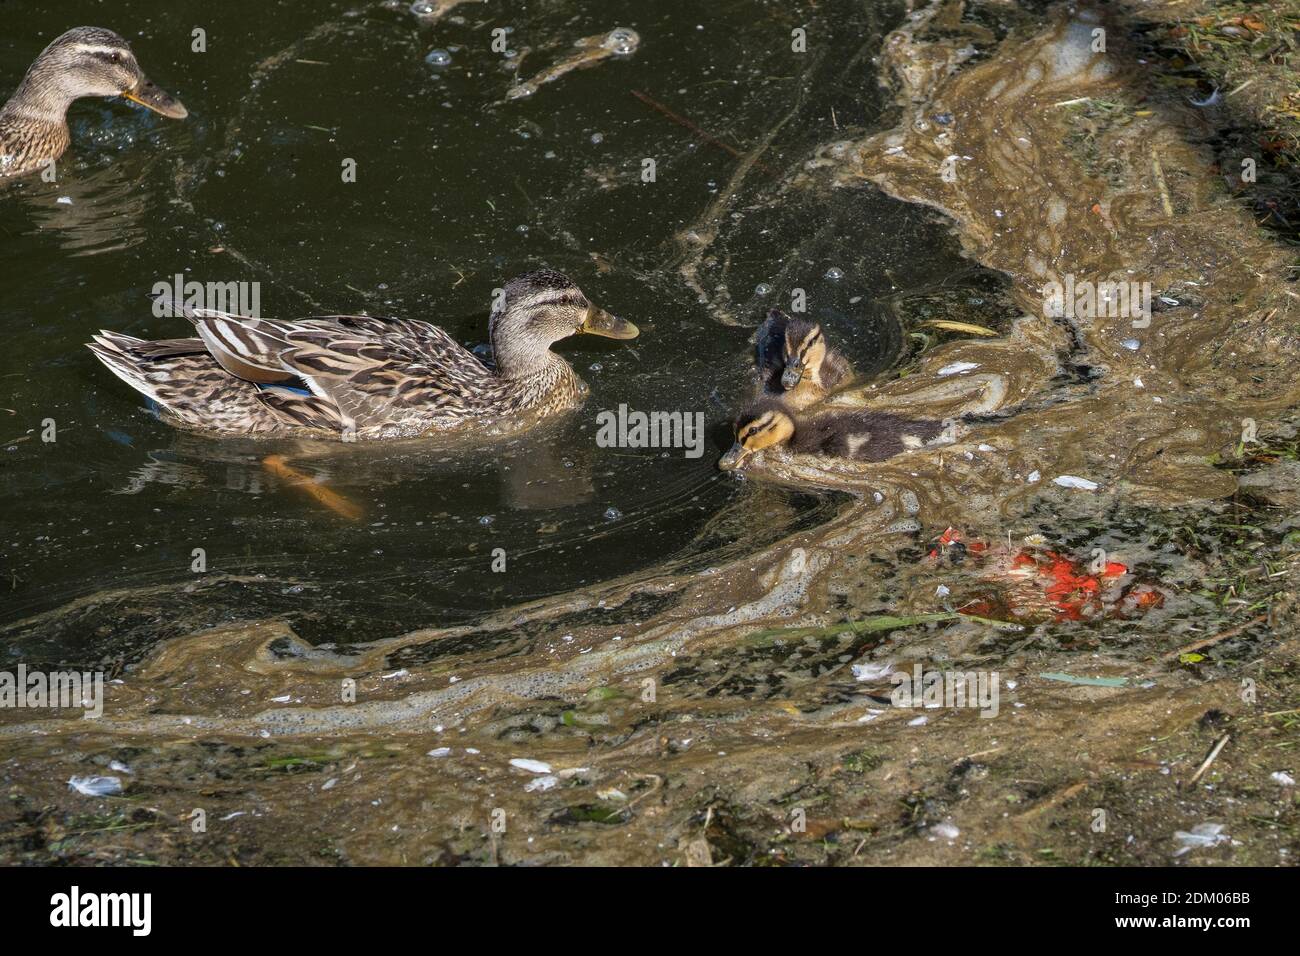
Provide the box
[524,774,559,792]
[921,319,996,336]
[506,28,641,101]
[1172,822,1232,857]
[409,0,479,23]
[930,821,960,840]
[928,530,1164,624]
[1039,672,1129,687]
[851,660,895,682]
[509,758,552,774]
[67,775,123,797]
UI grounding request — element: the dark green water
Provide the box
[0,0,980,655]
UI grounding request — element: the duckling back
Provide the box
[793,409,945,462]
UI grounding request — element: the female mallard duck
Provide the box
[1,27,187,179]
[718,397,944,470]
[88,270,639,441]
[754,308,854,410]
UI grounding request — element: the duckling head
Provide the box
[780,317,827,390]
[14,27,187,120]
[490,269,638,377]
[718,400,795,471]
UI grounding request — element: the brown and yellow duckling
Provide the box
[1,27,187,179]
[88,270,638,441]
[754,308,854,410]
[719,397,945,471]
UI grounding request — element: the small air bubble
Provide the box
[603,507,623,521]
[825,267,844,280]
[425,48,452,68]
[755,283,772,296]
[604,28,640,55]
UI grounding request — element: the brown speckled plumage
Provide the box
[1,26,186,179]
[88,270,637,441]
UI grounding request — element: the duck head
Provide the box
[719,399,795,470]
[12,27,187,120]
[489,269,637,377]
[779,314,828,390]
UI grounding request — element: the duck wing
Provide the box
[179,307,497,436]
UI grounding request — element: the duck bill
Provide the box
[580,305,638,340]
[122,76,188,120]
[781,362,804,389]
[718,442,749,471]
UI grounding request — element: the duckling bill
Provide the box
[719,398,945,470]
[88,270,638,441]
[754,308,854,410]
[1,27,187,179]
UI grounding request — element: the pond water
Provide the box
[0,0,983,655]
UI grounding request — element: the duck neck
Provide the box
[2,65,78,127]
[489,332,582,411]
[489,309,578,379]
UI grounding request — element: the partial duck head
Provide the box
[489,269,637,377]
[776,311,828,390]
[6,27,187,121]
[719,398,795,471]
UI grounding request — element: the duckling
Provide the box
[754,309,854,410]
[718,397,944,470]
[87,270,639,441]
[1,27,187,179]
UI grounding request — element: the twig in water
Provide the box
[630,89,777,176]
[1151,151,1175,218]
[1161,613,1267,661]
[1186,733,1230,788]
